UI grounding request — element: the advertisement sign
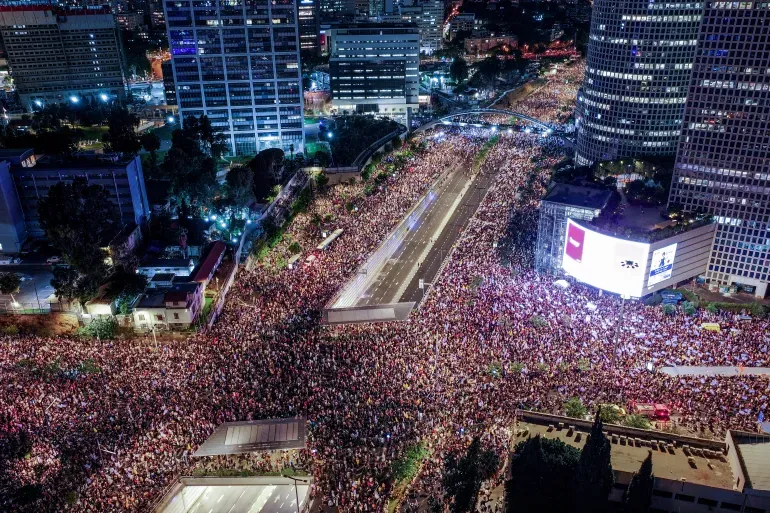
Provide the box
[561,220,650,297]
[648,243,677,287]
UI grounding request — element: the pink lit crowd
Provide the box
[2,93,769,513]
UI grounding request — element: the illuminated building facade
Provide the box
[164,0,304,155]
[668,1,770,297]
[574,0,703,166]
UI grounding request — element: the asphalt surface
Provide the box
[0,264,55,310]
[354,162,494,307]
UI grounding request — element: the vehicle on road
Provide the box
[46,256,62,265]
[629,401,671,421]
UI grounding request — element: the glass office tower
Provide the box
[668,1,770,297]
[574,0,703,166]
[164,0,304,155]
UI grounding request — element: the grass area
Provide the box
[192,468,309,478]
[304,116,319,125]
[387,442,430,513]
[79,126,108,141]
[305,141,330,157]
[201,297,214,319]
[149,124,174,141]
[472,135,500,172]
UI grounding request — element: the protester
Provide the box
[2,62,767,513]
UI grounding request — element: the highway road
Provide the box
[354,161,494,307]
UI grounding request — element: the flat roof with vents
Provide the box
[194,417,306,457]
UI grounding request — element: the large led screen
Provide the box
[648,243,678,287]
[562,219,650,297]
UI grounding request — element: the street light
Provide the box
[167,115,175,123]
[326,131,333,140]
[99,93,109,102]
[34,100,43,107]
[70,96,80,104]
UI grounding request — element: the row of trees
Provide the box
[508,412,654,513]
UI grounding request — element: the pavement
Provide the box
[660,366,770,377]
[351,161,495,308]
[0,264,55,311]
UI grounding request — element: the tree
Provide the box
[102,107,141,155]
[225,165,255,207]
[38,178,119,265]
[141,131,161,175]
[161,115,225,211]
[574,410,614,513]
[564,397,587,419]
[249,148,285,202]
[475,58,500,89]
[443,437,500,513]
[507,435,580,513]
[51,266,79,304]
[450,57,469,83]
[0,272,21,295]
[625,451,654,513]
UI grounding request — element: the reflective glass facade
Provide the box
[575,0,703,166]
[164,0,304,155]
[669,1,770,297]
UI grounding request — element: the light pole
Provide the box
[283,475,306,513]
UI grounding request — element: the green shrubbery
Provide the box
[77,318,117,340]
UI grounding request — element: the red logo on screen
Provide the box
[565,223,585,262]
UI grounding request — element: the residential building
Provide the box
[328,23,419,122]
[464,35,517,56]
[448,13,473,41]
[668,3,770,298]
[164,0,305,156]
[573,0,702,166]
[319,0,356,20]
[298,0,320,55]
[517,410,770,513]
[190,241,227,290]
[0,150,151,250]
[132,281,203,330]
[0,5,126,111]
[161,59,176,106]
[116,11,143,31]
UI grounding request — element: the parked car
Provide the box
[0,256,21,265]
[46,256,62,265]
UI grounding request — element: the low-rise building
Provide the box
[132,281,203,331]
[137,258,195,280]
[535,182,716,298]
[0,150,150,252]
[516,410,770,513]
[190,241,227,290]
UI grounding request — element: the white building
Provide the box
[132,281,203,331]
[400,0,443,54]
[329,24,419,122]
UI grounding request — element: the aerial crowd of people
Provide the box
[2,58,769,513]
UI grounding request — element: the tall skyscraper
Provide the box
[328,23,419,121]
[400,0,443,54]
[668,2,770,298]
[574,0,703,166]
[0,4,126,111]
[298,0,320,55]
[164,0,305,156]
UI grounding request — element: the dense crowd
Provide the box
[511,60,585,125]
[2,81,769,513]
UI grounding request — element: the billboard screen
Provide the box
[648,243,678,287]
[562,220,650,297]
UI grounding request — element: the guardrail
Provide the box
[351,124,408,169]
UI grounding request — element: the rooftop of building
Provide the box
[194,417,307,457]
[139,258,193,269]
[151,273,176,282]
[542,183,613,211]
[190,241,227,283]
[732,431,770,491]
[9,152,137,171]
[518,411,735,490]
[330,22,419,31]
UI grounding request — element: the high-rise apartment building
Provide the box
[400,0,443,54]
[164,0,304,156]
[0,5,126,111]
[574,0,703,166]
[298,0,320,55]
[668,2,770,298]
[328,23,419,121]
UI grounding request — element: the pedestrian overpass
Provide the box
[416,109,558,134]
